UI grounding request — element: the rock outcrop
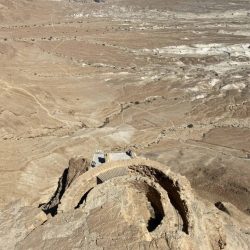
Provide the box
[1,158,249,249]
[40,157,89,216]
[0,201,47,250]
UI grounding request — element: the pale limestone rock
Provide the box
[1,158,248,250]
[0,201,47,249]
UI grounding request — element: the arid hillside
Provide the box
[0,0,249,248]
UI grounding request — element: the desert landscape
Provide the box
[0,0,249,249]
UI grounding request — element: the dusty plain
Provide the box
[0,0,250,248]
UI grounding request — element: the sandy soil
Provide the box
[0,0,249,216]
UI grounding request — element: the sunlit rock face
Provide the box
[1,158,250,249]
[0,0,249,249]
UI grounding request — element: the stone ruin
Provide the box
[1,155,249,249]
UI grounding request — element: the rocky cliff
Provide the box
[1,158,249,249]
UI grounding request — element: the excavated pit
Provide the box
[74,177,166,233]
[146,187,165,232]
[68,164,166,233]
[42,159,189,236]
[130,181,165,232]
[129,165,189,234]
[70,164,186,234]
